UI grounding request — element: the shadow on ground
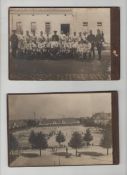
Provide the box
[80,151,104,157]
[21,153,39,158]
[53,152,72,157]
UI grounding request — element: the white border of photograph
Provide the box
[0,0,127,175]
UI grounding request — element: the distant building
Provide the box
[92,112,112,125]
[10,8,110,43]
[39,118,80,126]
[9,120,27,130]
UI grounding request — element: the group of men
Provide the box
[10,29,104,60]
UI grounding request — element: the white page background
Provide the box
[0,0,127,175]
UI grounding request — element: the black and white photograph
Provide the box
[9,7,120,80]
[7,92,119,167]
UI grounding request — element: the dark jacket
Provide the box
[10,34,18,49]
[52,34,59,41]
[87,34,96,44]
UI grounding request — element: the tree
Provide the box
[84,128,93,146]
[56,131,65,146]
[29,130,36,148]
[9,133,19,155]
[29,131,48,156]
[69,131,83,156]
[100,123,112,155]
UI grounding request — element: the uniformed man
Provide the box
[96,29,104,60]
[78,32,83,42]
[25,30,31,43]
[73,32,78,41]
[60,31,66,42]
[10,30,19,58]
[38,31,45,43]
[82,32,88,42]
[17,31,25,58]
[52,31,59,41]
[87,30,96,58]
[31,31,37,43]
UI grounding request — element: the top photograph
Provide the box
[9,7,120,80]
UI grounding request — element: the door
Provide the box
[61,24,70,34]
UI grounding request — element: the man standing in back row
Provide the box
[87,30,96,59]
[10,30,19,58]
[52,31,59,41]
[96,29,104,60]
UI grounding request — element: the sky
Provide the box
[8,93,112,120]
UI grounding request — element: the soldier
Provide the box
[82,32,88,42]
[38,31,45,43]
[52,31,59,41]
[71,32,78,58]
[51,31,59,58]
[17,31,25,58]
[87,30,96,58]
[96,29,104,60]
[72,32,78,42]
[60,31,66,42]
[31,31,37,43]
[10,30,18,58]
[78,32,82,42]
[25,30,31,43]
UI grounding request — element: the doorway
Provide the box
[61,24,70,34]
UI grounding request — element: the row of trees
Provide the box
[9,124,112,157]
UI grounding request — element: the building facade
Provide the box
[92,112,112,125]
[10,8,111,42]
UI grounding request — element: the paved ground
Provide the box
[10,146,113,167]
[9,51,111,80]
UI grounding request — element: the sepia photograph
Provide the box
[7,92,119,167]
[9,7,120,80]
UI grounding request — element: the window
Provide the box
[83,22,88,27]
[45,22,51,34]
[97,22,103,31]
[16,22,23,34]
[31,22,36,33]
[97,22,102,27]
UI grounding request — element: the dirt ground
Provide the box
[10,146,113,167]
[10,125,113,166]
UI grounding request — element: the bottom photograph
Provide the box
[7,92,119,167]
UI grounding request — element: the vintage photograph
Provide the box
[9,7,120,80]
[7,92,119,166]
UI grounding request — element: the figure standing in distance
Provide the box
[96,29,104,60]
[10,30,18,58]
[87,30,96,59]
